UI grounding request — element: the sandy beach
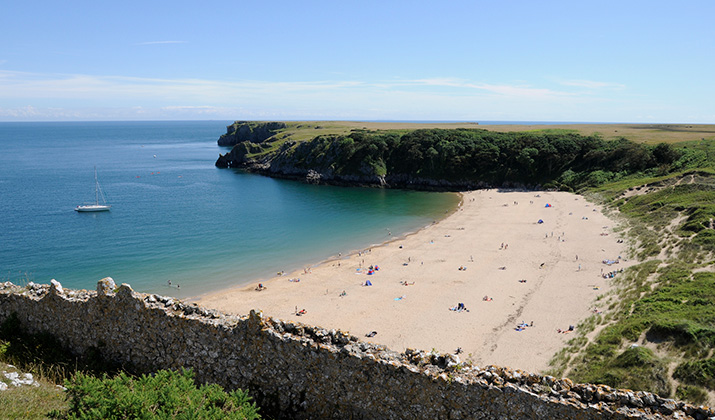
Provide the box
[196,190,631,373]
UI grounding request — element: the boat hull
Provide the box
[75,205,111,212]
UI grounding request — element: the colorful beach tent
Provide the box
[365,279,372,286]
[537,219,544,224]
[545,203,552,208]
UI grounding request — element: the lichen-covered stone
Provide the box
[96,277,116,297]
[49,279,63,295]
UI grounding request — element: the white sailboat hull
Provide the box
[75,204,111,212]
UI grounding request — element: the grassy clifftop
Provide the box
[221,121,715,145]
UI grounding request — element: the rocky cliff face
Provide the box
[217,121,287,147]
[216,144,503,191]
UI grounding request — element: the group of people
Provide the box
[449,302,469,312]
[557,325,575,334]
[602,268,624,279]
[515,321,534,332]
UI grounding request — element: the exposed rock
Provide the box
[2,371,40,389]
[217,121,287,147]
[96,277,116,297]
[50,279,63,295]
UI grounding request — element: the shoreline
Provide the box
[188,192,464,302]
[196,189,632,373]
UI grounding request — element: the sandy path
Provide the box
[195,190,630,373]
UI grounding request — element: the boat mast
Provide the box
[94,166,99,205]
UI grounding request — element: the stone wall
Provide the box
[0,279,712,420]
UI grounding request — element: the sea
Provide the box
[0,121,460,298]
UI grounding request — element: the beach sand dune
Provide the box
[197,190,630,373]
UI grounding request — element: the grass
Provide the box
[227,121,715,153]
[0,372,68,419]
[0,313,123,419]
[676,384,709,405]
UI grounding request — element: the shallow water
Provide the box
[0,121,459,297]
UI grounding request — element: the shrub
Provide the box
[675,384,709,405]
[57,368,260,419]
[673,358,715,390]
[613,346,655,368]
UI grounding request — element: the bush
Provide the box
[673,358,715,390]
[57,368,260,420]
[613,346,655,368]
[675,384,709,405]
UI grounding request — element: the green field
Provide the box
[237,120,715,145]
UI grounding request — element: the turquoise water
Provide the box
[0,121,459,297]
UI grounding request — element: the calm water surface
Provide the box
[0,121,459,297]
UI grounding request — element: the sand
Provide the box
[195,190,631,373]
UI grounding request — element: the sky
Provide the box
[1,1,714,123]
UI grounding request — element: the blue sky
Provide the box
[1,1,713,122]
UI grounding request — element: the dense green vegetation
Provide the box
[248,128,701,189]
[58,369,260,420]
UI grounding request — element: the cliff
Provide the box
[0,279,710,420]
[216,125,680,191]
[217,121,287,147]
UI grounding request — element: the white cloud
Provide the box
[408,78,573,99]
[0,105,40,118]
[0,70,698,122]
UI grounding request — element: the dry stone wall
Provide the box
[0,279,712,420]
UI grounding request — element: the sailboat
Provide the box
[75,167,111,212]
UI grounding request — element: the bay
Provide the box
[0,121,459,298]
